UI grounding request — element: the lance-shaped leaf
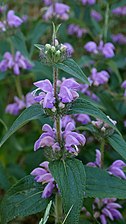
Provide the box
[85,166,126,199]
[69,98,118,131]
[56,58,89,84]
[108,132,126,160]
[49,158,86,224]
[0,104,43,147]
[0,175,49,224]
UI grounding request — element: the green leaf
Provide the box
[107,60,122,83]
[39,201,52,224]
[85,166,126,198]
[49,158,86,224]
[11,31,29,57]
[69,98,118,131]
[0,164,10,190]
[108,132,126,160]
[0,104,43,147]
[111,0,126,10]
[0,175,49,224]
[56,58,89,84]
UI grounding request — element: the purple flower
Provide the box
[81,0,96,5]
[64,43,74,56]
[34,79,55,109]
[0,51,32,75]
[84,41,98,54]
[67,24,87,38]
[63,122,86,154]
[33,78,80,109]
[112,33,126,45]
[94,198,122,224]
[79,83,99,102]
[112,6,126,16]
[87,149,101,167]
[101,42,115,58]
[91,68,110,86]
[84,40,115,58]
[5,96,25,115]
[121,80,126,96]
[43,0,52,6]
[91,10,102,21]
[59,78,80,103]
[31,161,56,198]
[75,114,91,125]
[34,120,86,155]
[61,115,75,129]
[43,3,70,21]
[5,92,35,115]
[87,149,126,179]
[108,160,126,179]
[7,10,23,27]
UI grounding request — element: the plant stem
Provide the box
[53,66,61,144]
[14,76,23,99]
[101,139,105,168]
[55,193,63,224]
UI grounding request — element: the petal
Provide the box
[42,181,55,198]
[102,208,114,220]
[30,168,47,176]
[61,78,80,90]
[34,79,53,92]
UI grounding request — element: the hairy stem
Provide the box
[55,194,63,224]
[14,76,23,99]
[101,139,105,168]
[53,67,61,144]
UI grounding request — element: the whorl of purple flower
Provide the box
[63,43,74,56]
[81,0,96,5]
[94,198,122,224]
[91,68,110,86]
[34,121,86,155]
[67,24,87,38]
[91,9,102,21]
[5,93,35,115]
[43,3,70,21]
[112,33,126,45]
[87,149,126,179]
[0,51,32,75]
[121,80,126,96]
[84,40,115,58]
[7,10,23,27]
[112,6,126,16]
[31,161,55,198]
[33,78,80,109]
[43,0,52,6]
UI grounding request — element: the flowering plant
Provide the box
[1,1,126,224]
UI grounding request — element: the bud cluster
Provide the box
[40,40,68,64]
[91,116,117,138]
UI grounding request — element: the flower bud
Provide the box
[51,46,56,52]
[54,39,59,46]
[51,106,56,112]
[45,44,51,50]
[59,102,65,108]
[60,44,67,52]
